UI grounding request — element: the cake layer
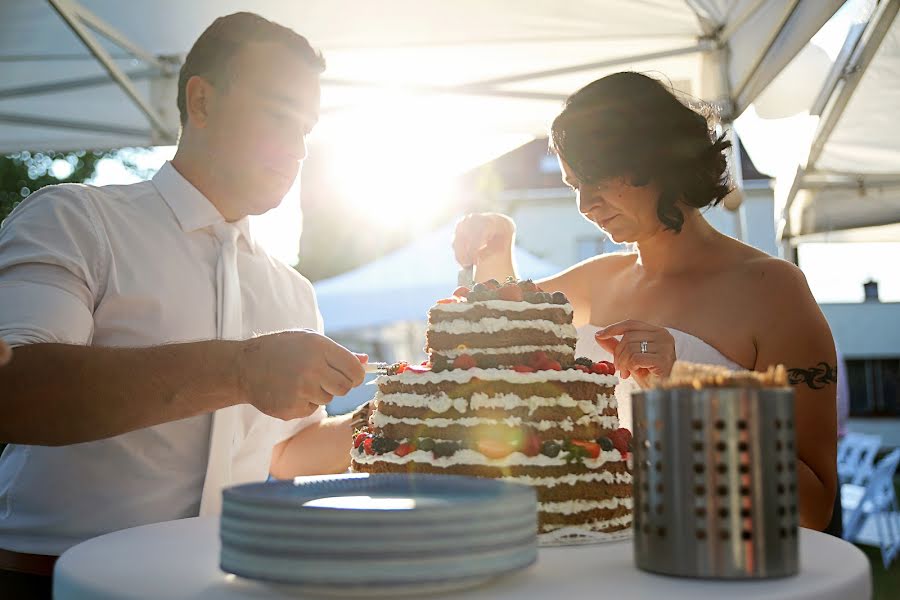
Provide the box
[374,396,618,422]
[375,390,616,415]
[371,416,610,442]
[539,506,633,533]
[351,448,627,476]
[428,300,573,325]
[430,347,574,371]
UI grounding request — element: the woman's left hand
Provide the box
[595,320,676,388]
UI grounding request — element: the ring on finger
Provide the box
[640,340,649,354]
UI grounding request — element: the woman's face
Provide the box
[558,157,663,244]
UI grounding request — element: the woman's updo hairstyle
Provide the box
[550,72,732,233]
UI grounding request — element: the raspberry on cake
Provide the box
[351,282,633,537]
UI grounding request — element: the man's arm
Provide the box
[0,330,366,447]
[269,412,353,478]
[0,341,240,446]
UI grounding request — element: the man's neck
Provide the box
[171,148,245,222]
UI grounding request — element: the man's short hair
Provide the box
[176,12,326,126]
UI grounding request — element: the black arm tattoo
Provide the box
[787,362,837,390]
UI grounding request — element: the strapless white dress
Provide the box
[575,325,743,431]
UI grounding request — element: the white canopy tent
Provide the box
[1,1,839,150]
[314,224,560,333]
[773,0,900,245]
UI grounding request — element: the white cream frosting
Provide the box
[539,497,634,515]
[502,471,632,487]
[431,300,573,315]
[540,513,633,533]
[372,412,571,431]
[376,391,616,415]
[377,367,618,387]
[431,317,577,337]
[353,446,624,468]
[439,344,575,359]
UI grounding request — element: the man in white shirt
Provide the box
[0,12,365,597]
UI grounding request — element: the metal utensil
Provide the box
[632,387,799,579]
[458,265,475,288]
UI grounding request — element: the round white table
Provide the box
[54,517,871,600]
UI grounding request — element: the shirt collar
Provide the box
[151,161,255,248]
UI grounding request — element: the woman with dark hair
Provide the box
[453,72,838,531]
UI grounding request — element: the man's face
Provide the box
[205,42,320,216]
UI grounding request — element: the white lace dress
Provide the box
[574,325,744,432]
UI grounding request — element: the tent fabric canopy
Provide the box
[0,0,838,151]
[313,224,561,333]
[775,0,900,240]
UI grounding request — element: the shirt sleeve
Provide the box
[0,185,107,348]
[276,405,327,442]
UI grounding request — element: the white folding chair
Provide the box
[842,448,900,569]
[837,432,882,485]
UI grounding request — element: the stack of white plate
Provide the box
[220,473,538,596]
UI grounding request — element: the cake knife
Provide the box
[457,264,475,288]
[363,361,389,385]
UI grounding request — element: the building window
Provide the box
[847,358,899,417]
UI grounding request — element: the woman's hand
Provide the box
[595,320,676,388]
[452,213,516,268]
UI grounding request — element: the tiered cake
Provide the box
[351,278,633,536]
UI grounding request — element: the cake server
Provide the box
[458,264,475,287]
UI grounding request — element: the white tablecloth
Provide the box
[54,517,872,600]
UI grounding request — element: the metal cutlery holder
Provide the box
[632,387,799,579]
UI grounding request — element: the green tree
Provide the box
[1,151,108,223]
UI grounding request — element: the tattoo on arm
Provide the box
[787,362,837,390]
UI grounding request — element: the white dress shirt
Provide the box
[0,162,325,555]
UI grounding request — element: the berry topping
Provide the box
[436,297,458,304]
[574,357,594,368]
[452,286,470,298]
[608,428,632,455]
[433,441,461,458]
[353,432,369,449]
[477,439,514,459]
[497,284,525,302]
[522,291,542,303]
[363,437,375,455]
[452,354,477,370]
[540,441,562,458]
[483,279,501,290]
[591,361,612,375]
[570,439,601,459]
[518,279,539,292]
[416,438,435,452]
[371,437,399,454]
[406,364,431,374]
[513,365,536,373]
[395,443,414,457]
[574,365,591,373]
[472,282,488,293]
[527,351,549,368]
[598,436,614,451]
[543,359,562,371]
[550,291,568,304]
[521,432,542,457]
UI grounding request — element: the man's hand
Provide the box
[0,339,10,367]
[237,330,366,420]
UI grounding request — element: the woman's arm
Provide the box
[751,259,838,531]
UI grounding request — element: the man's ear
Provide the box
[184,75,215,129]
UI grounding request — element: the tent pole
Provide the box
[46,0,176,143]
[779,0,899,241]
[0,68,159,100]
[807,0,900,169]
[732,0,801,103]
[0,111,150,137]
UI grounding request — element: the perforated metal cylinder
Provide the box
[632,388,799,579]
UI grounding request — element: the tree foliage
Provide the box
[0,151,108,222]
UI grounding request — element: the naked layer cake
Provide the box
[351,278,633,535]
